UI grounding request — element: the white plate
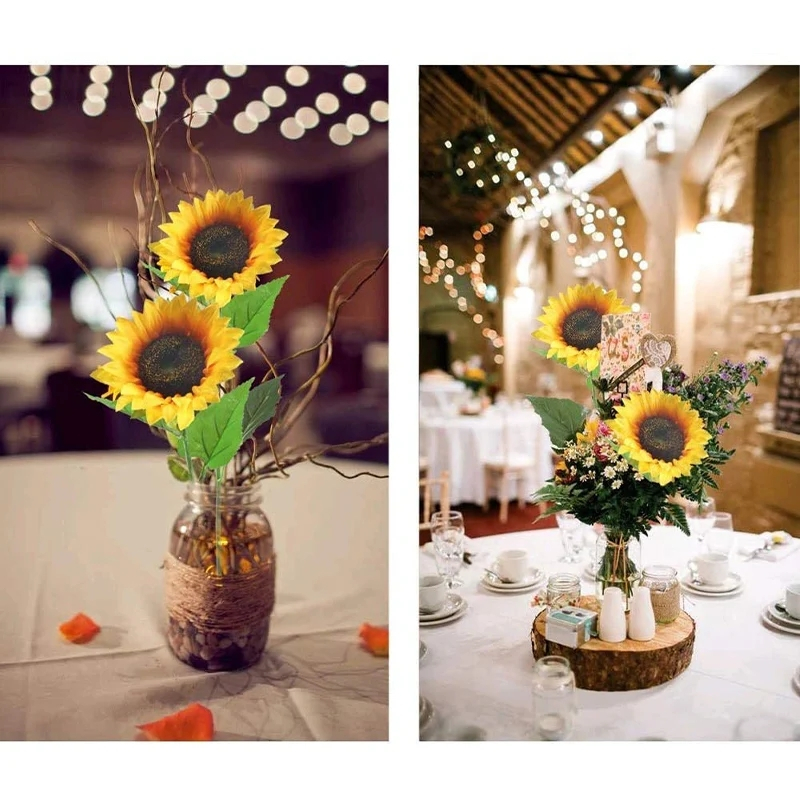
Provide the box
[766,601,800,628]
[481,576,545,595]
[483,565,544,590]
[793,667,800,696]
[681,582,744,599]
[419,593,465,622]
[760,606,800,636]
[419,600,469,627]
[419,640,428,663]
[680,572,742,594]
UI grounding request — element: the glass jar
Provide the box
[641,565,681,623]
[165,483,276,672]
[594,529,641,609]
[531,656,576,740]
[546,573,581,609]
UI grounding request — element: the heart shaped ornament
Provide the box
[640,334,676,369]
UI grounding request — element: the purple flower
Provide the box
[744,392,753,402]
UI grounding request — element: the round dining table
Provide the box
[419,525,800,740]
[420,404,553,505]
[0,451,388,740]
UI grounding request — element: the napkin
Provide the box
[739,532,800,562]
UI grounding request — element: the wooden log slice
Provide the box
[531,597,695,692]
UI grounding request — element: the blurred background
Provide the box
[0,64,388,462]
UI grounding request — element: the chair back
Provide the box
[419,470,450,530]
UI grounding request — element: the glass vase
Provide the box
[165,482,276,672]
[594,529,641,609]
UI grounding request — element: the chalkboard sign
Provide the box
[776,337,800,435]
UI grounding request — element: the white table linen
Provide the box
[419,525,800,740]
[419,378,470,416]
[420,405,553,505]
[0,452,388,740]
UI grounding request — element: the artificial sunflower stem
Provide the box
[214,467,224,576]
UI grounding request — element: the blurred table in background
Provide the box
[420,403,553,505]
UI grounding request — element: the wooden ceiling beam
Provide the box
[520,65,636,87]
[465,65,563,153]
[436,66,549,161]
[545,65,655,165]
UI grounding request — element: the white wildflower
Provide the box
[612,479,622,489]
[603,466,616,478]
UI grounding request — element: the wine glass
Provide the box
[685,497,716,547]
[706,512,734,556]
[556,512,585,563]
[431,510,465,589]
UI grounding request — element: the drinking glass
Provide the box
[531,656,576,741]
[431,510,465,589]
[706,512,734,556]
[685,497,716,545]
[556,512,585,563]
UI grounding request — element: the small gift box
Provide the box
[544,606,598,649]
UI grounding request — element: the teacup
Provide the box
[420,575,447,613]
[687,552,729,586]
[785,583,800,619]
[496,549,529,583]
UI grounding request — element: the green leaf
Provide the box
[663,503,690,536]
[242,377,282,441]
[84,393,168,430]
[167,455,190,482]
[187,380,252,470]
[220,276,289,347]
[526,396,587,449]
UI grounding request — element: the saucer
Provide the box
[483,565,544,590]
[419,593,465,622]
[766,601,800,628]
[419,600,469,627]
[760,606,800,636]
[481,575,545,594]
[680,572,742,594]
[419,640,428,663]
[793,667,800,696]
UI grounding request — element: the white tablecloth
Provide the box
[419,379,470,416]
[419,526,800,740]
[420,405,553,505]
[0,452,388,740]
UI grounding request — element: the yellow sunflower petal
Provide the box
[149,189,287,307]
[532,283,629,372]
[91,295,241,433]
[608,391,711,485]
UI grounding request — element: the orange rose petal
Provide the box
[59,612,101,644]
[137,703,214,741]
[359,623,389,657]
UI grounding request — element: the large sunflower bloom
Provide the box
[91,295,243,430]
[533,284,629,372]
[150,189,287,307]
[609,391,711,486]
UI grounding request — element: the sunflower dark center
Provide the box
[189,223,250,279]
[638,415,686,462]
[137,334,206,397]
[561,306,602,350]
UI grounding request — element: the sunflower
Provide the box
[533,284,630,372]
[609,391,711,486]
[91,295,243,430]
[150,189,288,307]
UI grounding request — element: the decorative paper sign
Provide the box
[600,312,651,403]
[775,337,800,435]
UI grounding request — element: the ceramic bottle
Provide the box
[628,585,657,641]
[598,587,626,643]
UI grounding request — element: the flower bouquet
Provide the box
[32,69,387,671]
[528,284,765,601]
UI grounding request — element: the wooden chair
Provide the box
[482,411,536,524]
[419,470,450,531]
